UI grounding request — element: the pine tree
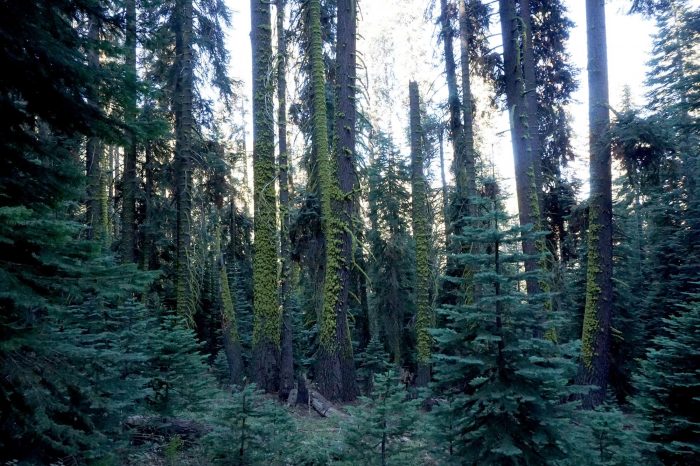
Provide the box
[204,384,296,465]
[633,294,700,465]
[431,180,578,465]
[309,0,357,401]
[579,0,614,408]
[341,370,420,466]
[409,81,433,386]
[251,0,281,392]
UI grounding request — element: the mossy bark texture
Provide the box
[251,0,281,392]
[277,0,295,401]
[579,0,613,408]
[409,82,432,387]
[310,0,357,401]
[498,0,543,296]
[174,0,195,322]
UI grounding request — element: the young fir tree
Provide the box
[633,294,700,465]
[431,179,578,465]
[204,383,296,465]
[341,370,421,466]
[366,131,415,367]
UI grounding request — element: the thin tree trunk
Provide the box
[142,140,154,270]
[579,0,612,408]
[251,0,281,392]
[121,0,137,262]
[174,0,195,321]
[409,81,431,387]
[438,128,449,250]
[439,0,467,206]
[277,0,295,400]
[216,225,244,385]
[498,0,541,295]
[86,15,108,245]
[457,0,477,205]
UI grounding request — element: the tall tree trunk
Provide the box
[498,0,541,295]
[311,0,357,401]
[409,81,431,387]
[251,0,281,392]
[86,14,108,245]
[277,0,295,400]
[142,139,154,270]
[121,0,137,262]
[439,0,467,207]
[457,0,477,205]
[174,0,195,321]
[438,128,450,250]
[579,0,612,408]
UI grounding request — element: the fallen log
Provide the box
[308,389,347,418]
[124,415,212,443]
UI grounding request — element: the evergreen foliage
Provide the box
[431,183,579,465]
[633,294,700,464]
[341,370,420,466]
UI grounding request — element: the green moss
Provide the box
[582,208,602,369]
[251,1,281,349]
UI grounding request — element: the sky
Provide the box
[223,0,670,212]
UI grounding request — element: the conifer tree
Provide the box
[309,0,357,401]
[579,0,614,408]
[634,294,700,465]
[251,0,281,392]
[409,81,432,386]
[431,180,577,464]
[341,370,420,466]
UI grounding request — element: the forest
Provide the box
[0,0,698,464]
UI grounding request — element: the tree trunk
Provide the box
[277,0,295,401]
[409,81,431,387]
[439,0,467,206]
[311,0,357,401]
[579,0,612,408]
[251,0,281,392]
[216,225,244,386]
[174,0,195,321]
[457,0,477,205]
[332,0,359,401]
[86,15,108,245]
[121,0,137,263]
[438,128,449,250]
[498,0,541,295]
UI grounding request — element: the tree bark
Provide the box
[277,0,295,401]
[121,0,137,263]
[579,0,612,408]
[457,0,478,206]
[409,81,431,387]
[174,0,195,321]
[310,0,357,401]
[86,15,108,245]
[498,0,542,295]
[216,225,244,386]
[251,0,281,392]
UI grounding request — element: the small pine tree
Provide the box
[633,293,700,465]
[357,335,391,394]
[430,181,579,465]
[340,370,420,465]
[204,384,296,465]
